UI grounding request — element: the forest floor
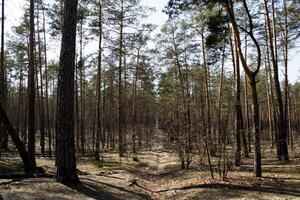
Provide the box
[0,129,300,200]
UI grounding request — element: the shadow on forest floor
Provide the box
[69,177,152,200]
[1,130,300,199]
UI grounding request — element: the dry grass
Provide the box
[0,131,300,199]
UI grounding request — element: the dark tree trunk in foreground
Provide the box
[56,0,79,184]
[0,0,8,150]
[28,0,37,170]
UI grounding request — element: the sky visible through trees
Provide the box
[5,0,300,83]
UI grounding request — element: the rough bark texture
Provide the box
[56,0,79,184]
[0,0,8,150]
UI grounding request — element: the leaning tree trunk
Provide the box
[0,103,36,174]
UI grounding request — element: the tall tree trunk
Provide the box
[75,64,80,151]
[132,48,140,154]
[37,2,45,157]
[217,46,225,173]
[42,1,51,158]
[28,0,37,170]
[226,0,262,177]
[17,64,24,133]
[56,0,79,184]
[283,0,293,150]
[231,29,248,166]
[118,0,125,157]
[265,62,274,149]
[123,41,128,149]
[249,78,262,177]
[201,32,214,156]
[172,30,189,169]
[243,34,251,154]
[95,0,102,161]
[79,15,85,155]
[264,0,289,161]
[0,0,8,150]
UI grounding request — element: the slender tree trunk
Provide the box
[132,48,140,154]
[231,29,248,166]
[249,78,262,177]
[243,34,251,154]
[217,46,225,173]
[28,0,37,170]
[201,32,214,156]
[118,0,125,157]
[78,15,85,155]
[37,2,46,157]
[17,65,24,133]
[265,63,274,149]
[42,1,51,158]
[244,73,252,153]
[264,0,289,161]
[75,64,80,151]
[123,41,128,149]
[95,0,102,161]
[283,0,293,150]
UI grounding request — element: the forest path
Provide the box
[125,128,300,200]
[1,129,300,199]
[0,128,177,200]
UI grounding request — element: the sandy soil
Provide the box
[0,129,300,200]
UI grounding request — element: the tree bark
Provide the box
[0,0,8,150]
[264,0,289,161]
[42,1,51,158]
[28,0,37,169]
[36,2,45,157]
[118,0,125,157]
[226,0,262,177]
[201,31,214,156]
[56,0,79,184]
[0,103,36,174]
[95,0,103,161]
